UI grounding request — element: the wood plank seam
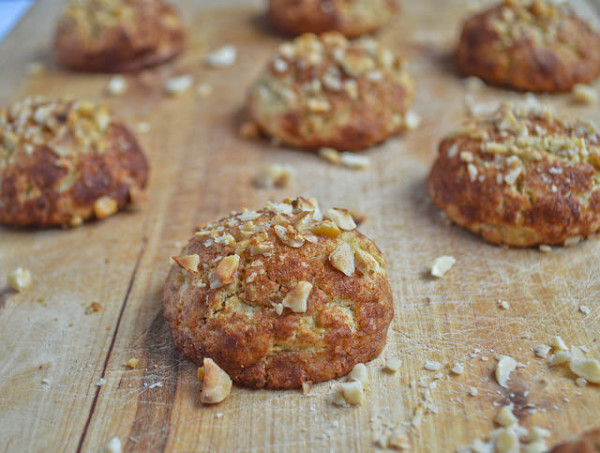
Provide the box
[75,235,150,453]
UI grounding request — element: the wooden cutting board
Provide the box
[1,0,599,451]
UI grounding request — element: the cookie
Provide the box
[53,0,185,73]
[455,0,600,92]
[248,32,415,151]
[268,0,398,39]
[550,428,600,453]
[0,97,149,227]
[428,102,600,247]
[163,197,394,389]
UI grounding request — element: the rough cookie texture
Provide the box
[268,0,398,39]
[163,197,393,389]
[550,428,600,453]
[54,0,185,73]
[0,97,148,227]
[456,0,600,92]
[249,32,415,151]
[428,102,600,247]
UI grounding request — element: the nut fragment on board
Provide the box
[7,267,33,292]
[570,358,600,384]
[384,358,402,373]
[93,196,118,219]
[200,358,232,405]
[205,45,237,68]
[495,356,517,388]
[451,363,465,375]
[104,437,122,453]
[318,147,370,169]
[572,84,598,105]
[165,75,193,96]
[533,344,552,359]
[336,380,364,405]
[252,164,293,189]
[495,406,518,427]
[429,256,456,278]
[125,358,139,369]
[347,363,368,387]
[424,360,442,371]
[107,75,127,96]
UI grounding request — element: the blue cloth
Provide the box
[0,1,33,42]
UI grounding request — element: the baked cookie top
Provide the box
[54,0,185,72]
[163,197,394,389]
[249,32,415,151]
[456,0,600,92]
[268,0,398,39]
[428,102,600,246]
[0,97,148,227]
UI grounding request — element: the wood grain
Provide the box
[1,1,599,452]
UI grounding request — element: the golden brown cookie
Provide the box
[428,102,600,247]
[268,0,398,39]
[0,97,149,227]
[455,0,600,92]
[163,197,394,389]
[550,428,600,453]
[53,0,185,73]
[248,32,415,151]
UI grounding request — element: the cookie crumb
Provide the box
[165,75,193,96]
[200,358,232,404]
[252,164,293,189]
[85,301,102,314]
[125,358,139,369]
[429,256,456,278]
[205,45,237,68]
[107,75,127,96]
[572,84,598,105]
[7,267,32,292]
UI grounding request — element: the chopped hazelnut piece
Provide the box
[347,363,368,387]
[249,242,274,256]
[429,256,456,278]
[549,336,567,351]
[492,426,519,453]
[252,164,293,188]
[7,267,32,292]
[337,380,364,405]
[327,208,356,230]
[404,110,421,130]
[533,344,551,359]
[301,380,313,394]
[495,356,517,388]
[388,428,410,450]
[205,45,237,68]
[125,358,139,369]
[165,75,193,96]
[311,220,341,238]
[172,254,200,273]
[329,242,355,276]
[200,358,232,404]
[451,363,465,375]
[549,350,571,366]
[215,255,240,285]
[354,248,379,275]
[282,281,312,313]
[569,358,600,384]
[495,406,518,426]
[107,75,127,96]
[274,224,305,248]
[424,360,442,371]
[384,358,402,373]
[539,244,552,253]
[572,84,598,105]
[319,147,341,164]
[339,152,370,169]
[93,196,118,219]
[104,437,122,453]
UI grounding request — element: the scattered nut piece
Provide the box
[572,84,598,105]
[311,220,340,238]
[8,267,33,292]
[327,208,356,231]
[200,358,232,404]
[172,254,200,273]
[339,152,370,169]
[575,377,588,387]
[104,437,122,453]
[274,224,305,248]
[495,355,517,388]
[384,358,402,373]
[539,244,552,253]
[125,358,139,369]
[404,110,421,130]
[533,344,552,359]
[205,45,237,68]
[429,256,456,278]
[424,360,442,371]
[549,336,568,351]
[252,164,293,189]
[240,121,261,140]
[318,147,341,164]
[451,363,465,375]
[564,236,581,247]
[329,242,355,276]
[492,426,519,453]
[93,196,118,219]
[137,122,150,133]
[468,386,478,396]
[26,62,46,77]
[165,75,193,96]
[337,380,364,405]
[549,350,571,366]
[495,406,518,427]
[281,281,312,313]
[348,363,368,387]
[107,75,127,96]
[569,358,600,384]
[579,305,591,316]
[497,300,509,310]
[387,427,410,450]
[301,380,313,394]
[215,255,240,285]
[85,301,102,314]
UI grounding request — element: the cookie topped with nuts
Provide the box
[456,0,600,92]
[248,32,415,151]
[0,97,148,227]
[163,197,393,389]
[428,102,600,247]
[54,0,185,72]
[268,0,398,39]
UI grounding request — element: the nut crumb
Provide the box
[125,358,139,369]
[172,254,200,273]
[7,267,32,292]
[451,363,465,375]
[165,75,193,96]
[104,437,122,453]
[197,83,213,98]
[301,380,313,394]
[318,147,341,164]
[252,164,293,188]
[348,363,368,387]
[93,196,118,219]
[579,305,591,315]
[329,242,355,276]
[107,75,127,96]
[339,152,370,169]
[538,244,552,253]
[569,358,600,384]
[205,45,237,68]
[200,358,232,404]
[337,380,364,405]
[85,301,102,314]
[572,84,598,105]
[282,281,312,313]
[495,406,517,427]
[495,355,517,388]
[424,360,442,371]
[533,344,551,359]
[404,110,421,130]
[384,358,402,373]
[497,300,510,310]
[429,256,456,278]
